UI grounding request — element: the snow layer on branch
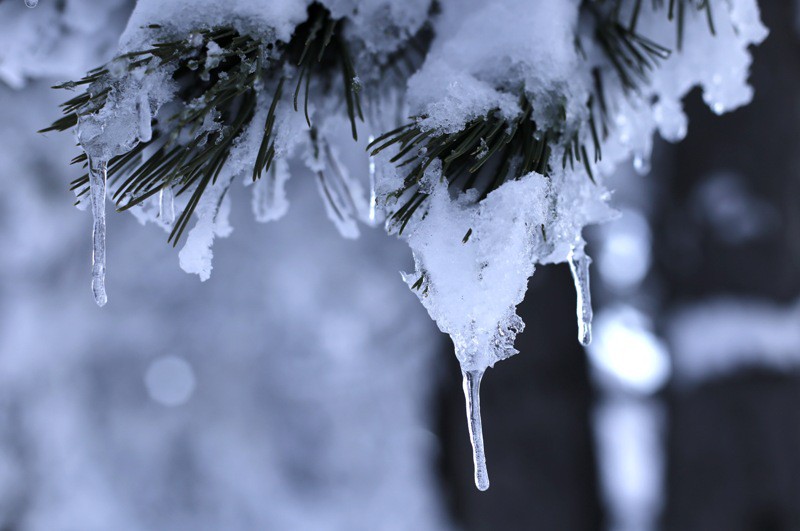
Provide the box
[401,166,615,373]
[402,171,550,372]
[327,0,433,54]
[597,0,768,176]
[178,100,307,280]
[407,0,585,134]
[119,0,311,50]
[77,67,175,161]
[647,0,767,115]
[396,0,765,379]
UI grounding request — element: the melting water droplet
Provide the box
[568,246,593,346]
[24,0,38,8]
[88,156,108,307]
[462,369,490,491]
[159,185,175,225]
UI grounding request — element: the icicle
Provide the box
[253,172,274,222]
[24,0,38,7]
[568,246,593,346]
[159,185,175,225]
[136,93,152,143]
[462,369,490,491]
[88,156,108,307]
[367,134,379,225]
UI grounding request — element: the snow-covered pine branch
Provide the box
[37,0,766,491]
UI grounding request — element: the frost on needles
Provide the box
[40,0,767,490]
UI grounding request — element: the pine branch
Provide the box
[368,96,559,234]
[43,3,365,246]
[374,0,718,235]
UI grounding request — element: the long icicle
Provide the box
[88,155,108,307]
[568,245,593,346]
[462,369,490,491]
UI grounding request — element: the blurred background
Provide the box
[1,1,799,530]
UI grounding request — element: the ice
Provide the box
[158,186,175,226]
[87,156,108,307]
[24,0,38,8]
[136,92,152,143]
[367,134,381,225]
[462,369,489,491]
[568,244,593,347]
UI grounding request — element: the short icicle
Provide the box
[366,134,382,225]
[136,93,153,143]
[24,0,38,8]
[88,156,108,307]
[568,245,593,346]
[159,185,175,225]
[462,369,490,491]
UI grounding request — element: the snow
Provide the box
[406,0,583,134]
[401,171,550,373]
[119,0,310,49]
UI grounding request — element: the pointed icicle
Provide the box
[88,156,108,307]
[159,185,175,225]
[24,0,38,7]
[568,246,593,346]
[462,369,490,491]
[367,134,380,225]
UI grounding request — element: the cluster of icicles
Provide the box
[464,246,593,491]
[84,148,596,494]
[82,144,594,493]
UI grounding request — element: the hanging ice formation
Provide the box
[463,369,490,490]
[88,156,108,307]
[367,135,379,224]
[159,186,175,226]
[568,244,593,347]
[43,0,767,492]
[24,0,38,8]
